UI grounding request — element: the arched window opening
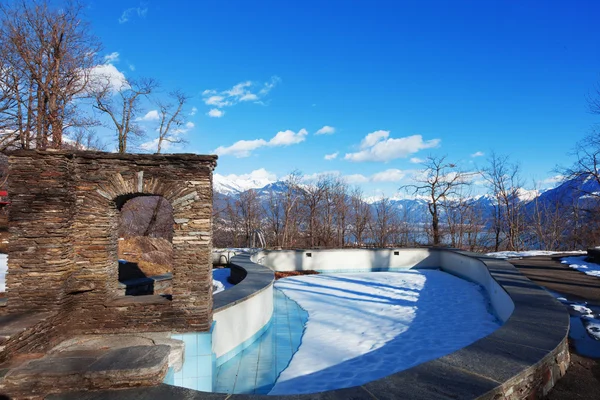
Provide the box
[117,195,174,298]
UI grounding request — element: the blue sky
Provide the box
[86,0,600,196]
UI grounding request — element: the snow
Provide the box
[545,289,600,353]
[583,317,600,341]
[213,268,235,294]
[213,170,275,195]
[486,250,585,259]
[561,256,600,278]
[516,188,540,202]
[213,247,255,254]
[571,304,594,316]
[270,270,500,394]
[0,254,6,292]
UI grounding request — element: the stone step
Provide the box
[0,312,54,363]
[0,344,170,398]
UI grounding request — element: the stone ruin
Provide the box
[0,150,217,358]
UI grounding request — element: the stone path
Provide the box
[0,334,182,399]
[508,254,600,399]
[509,254,600,305]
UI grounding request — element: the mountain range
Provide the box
[213,172,600,223]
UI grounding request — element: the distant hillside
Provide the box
[212,173,600,240]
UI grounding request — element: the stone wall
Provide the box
[5,150,217,343]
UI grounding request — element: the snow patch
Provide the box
[546,289,600,349]
[270,270,500,394]
[486,250,585,259]
[583,317,600,341]
[561,256,600,278]
[0,254,6,292]
[213,268,235,294]
[213,169,276,195]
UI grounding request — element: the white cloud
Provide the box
[137,110,159,121]
[139,114,195,152]
[259,76,281,95]
[226,81,252,97]
[240,93,258,101]
[202,76,280,113]
[410,157,424,164]
[299,169,415,185]
[361,130,389,149]
[301,171,342,182]
[344,174,369,184]
[371,169,406,182]
[88,63,128,93]
[119,5,148,24]
[234,168,276,182]
[140,138,163,151]
[471,151,485,158]
[542,175,565,185]
[268,129,308,146]
[214,128,308,157]
[207,108,224,118]
[103,52,120,64]
[206,95,229,107]
[324,152,338,160]
[128,64,136,71]
[214,139,268,158]
[316,125,336,135]
[214,168,278,192]
[345,132,441,162]
[190,107,198,116]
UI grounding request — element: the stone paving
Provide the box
[0,333,183,399]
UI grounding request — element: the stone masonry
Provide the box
[4,150,217,348]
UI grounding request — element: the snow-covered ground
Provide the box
[270,270,500,394]
[546,289,600,355]
[486,250,585,259]
[560,256,600,278]
[213,248,256,254]
[213,268,235,294]
[0,253,6,292]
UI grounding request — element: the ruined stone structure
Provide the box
[3,150,217,350]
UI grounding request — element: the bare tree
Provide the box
[402,155,469,246]
[235,189,262,247]
[301,176,328,248]
[65,129,106,151]
[481,153,526,251]
[527,186,569,251]
[280,172,303,248]
[332,179,349,247]
[368,196,396,247]
[0,0,100,149]
[93,77,157,153]
[562,129,600,198]
[264,187,284,247]
[348,187,371,247]
[154,90,190,153]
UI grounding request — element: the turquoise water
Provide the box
[214,288,309,394]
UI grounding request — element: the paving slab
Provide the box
[89,345,170,372]
[509,254,600,305]
[363,358,501,400]
[438,336,550,384]
[47,384,229,400]
[488,318,569,353]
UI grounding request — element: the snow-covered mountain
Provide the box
[213,169,276,195]
[213,173,600,223]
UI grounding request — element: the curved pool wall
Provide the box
[74,247,570,399]
[212,256,274,363]
[253,248,514,322]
